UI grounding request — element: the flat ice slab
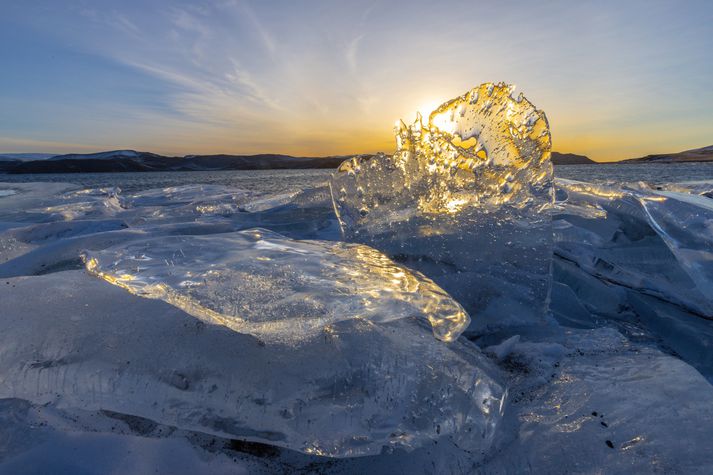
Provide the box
[0,270,504,458]
[84,228,470,343]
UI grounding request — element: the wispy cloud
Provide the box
[237,1,276,55]
[346,34,363,72]
[2,0,711,160]
[226,60,282,110]
[0,137,105,153]
[111,11,141,35]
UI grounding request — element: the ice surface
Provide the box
[3,142,713,471]
[0,400,247,475]
[654,180,713,198]
[0,182,81,224]
[2,272,712,472]
[330,83,553,331]
[0,271,504,458]
[120,184,251,215]
[83,228,469,343]
[0,182,339,278]
[552,178,713,381]
[555,179,713,317]
[482,328,713,473]
[1,181,509,459]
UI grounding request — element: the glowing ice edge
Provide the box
[83,229,470,343]
[329,82,554,328]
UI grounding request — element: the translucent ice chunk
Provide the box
[117,184,254,222]
[653,180,713,199]
[554,179,713,317]
[121,184,247,208]
[0,270,504,458]
[0,182,81,224]
[330,83,553,330]
[83,228,469,342]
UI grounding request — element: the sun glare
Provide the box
[415,99,444,120]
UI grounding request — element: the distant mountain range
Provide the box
[1,145,710,173]
[550,152,596,165]
[0,149,597,173]
[620,145,713,163]
[0,150,351,174]
[0,153,58,161]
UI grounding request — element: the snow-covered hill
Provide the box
[0,153,58,161]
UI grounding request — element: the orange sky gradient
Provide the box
[1,1,711,162]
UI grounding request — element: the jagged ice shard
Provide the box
[83,228,469,342]
[330,83,554,331]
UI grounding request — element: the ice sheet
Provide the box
[2,137,713,472]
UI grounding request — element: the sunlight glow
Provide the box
[415,99,445,120]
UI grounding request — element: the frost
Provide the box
[83,228,469,343]
[330,83,553,330]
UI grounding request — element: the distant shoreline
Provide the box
[0,150,597,174]
[0,167,339,175]
[1,145,711,174]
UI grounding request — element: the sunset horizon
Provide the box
[2,1,711,162]
[2,2,713,473]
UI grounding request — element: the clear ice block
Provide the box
[83,228,469,343]
[330,83,554,331]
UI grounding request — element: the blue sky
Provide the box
[1,0,711,161]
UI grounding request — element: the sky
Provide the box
[0,0,711,162]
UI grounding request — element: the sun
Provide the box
[414,98,444,119]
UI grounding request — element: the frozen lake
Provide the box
[1,152,712,472]
[2,161,713,193]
